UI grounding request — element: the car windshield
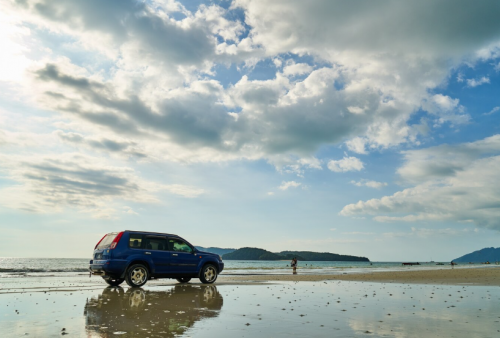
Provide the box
[96,233,118,250]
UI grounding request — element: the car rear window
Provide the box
[96,233,118,250]
[145,236,167,251]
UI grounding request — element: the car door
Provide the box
[168,237,199,274]
[143,236,171,274]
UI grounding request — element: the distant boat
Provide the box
[402,262,420,266]
[436,263,444,265]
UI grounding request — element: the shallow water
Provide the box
[0,257,475,278]
[1,276,500,337]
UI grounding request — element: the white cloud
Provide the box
[3,0,495,170]
[347,106,366,115]
[484,106,500,116]
[122,206,139,215]
[0,153,204,218]
[341,135,500,230]
[282,62,313,76]
[466,76,490,87]
[278,181,301,190]
[345,137,367,154]
[397,134,500,183]
[351,179,387,189]
[2,0,500,214]
[328,156,364,173]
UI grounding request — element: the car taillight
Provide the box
[110,231,124,249]
[94,234,107,250]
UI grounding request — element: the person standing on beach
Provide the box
[451,261,455,269]
[291,257,297,274]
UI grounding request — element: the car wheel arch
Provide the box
[199,261,218,276]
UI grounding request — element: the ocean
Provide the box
[0,257,452,278]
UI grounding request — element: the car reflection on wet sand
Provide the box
[84,285,223,337]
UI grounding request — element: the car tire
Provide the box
[103,277,125,286]
[176,277,192,283]
[199,264,218,284]
[125,264,149,287]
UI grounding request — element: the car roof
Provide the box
[124,230,179,237]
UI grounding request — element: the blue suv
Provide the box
[89,230,224,287]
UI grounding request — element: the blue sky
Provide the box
[1,0,500,260]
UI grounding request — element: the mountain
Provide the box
[453,247,500,263]
[280,251,369,262]
[195,246,236,256]
[222,247,284,260]
[222,247,369,261]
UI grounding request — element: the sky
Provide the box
[1,0,500,261]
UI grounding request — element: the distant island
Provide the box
[195,246,236,256]
[453,247,500,263]
[221,247,370,262]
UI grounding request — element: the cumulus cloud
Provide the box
[2,0,500,222]
[328,156,364,173]
[345,137,367,154]
[12,0,219,67]
[341,135,500,230]
[278,181,301,190]
[397,134,500,183]
[351,179,387,189]
[282,62,314,77]
[5,0,496,170]
[466,76,490,87]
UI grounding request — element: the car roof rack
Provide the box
[125,230,179,237]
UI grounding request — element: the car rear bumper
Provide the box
[89,259,127,277]
[218,262,224,273]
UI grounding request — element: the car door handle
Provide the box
[172,254,178,256]
[145,252,151,255]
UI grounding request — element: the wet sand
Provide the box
[221,266,500,286]
[1,268,500,337]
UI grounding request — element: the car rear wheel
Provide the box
[199,264,218,284]
[103,277,125,286]
[125,264,149,287]
[176,277,192,283]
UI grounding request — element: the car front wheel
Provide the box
[199,264,218,284]
[125,264,149,287]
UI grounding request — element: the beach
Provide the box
[222,265,500,286]
[1,266,500,337]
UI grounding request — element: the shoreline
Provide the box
[220,266,500,286]
[2,265,499,287]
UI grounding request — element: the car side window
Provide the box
[129,234,143,249]
[144,236,168,251]
[169,238,193,253]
